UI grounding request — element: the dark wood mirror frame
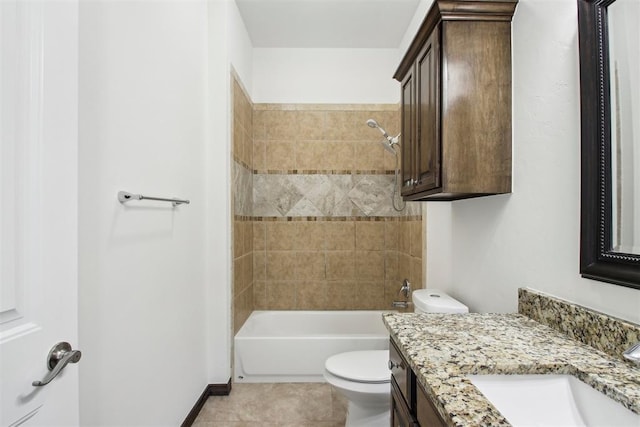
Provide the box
[578,0,640,289]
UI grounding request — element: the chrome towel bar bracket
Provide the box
[118,191,190,207]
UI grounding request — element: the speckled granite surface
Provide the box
[383,312,640,427]
[518,288,640,361]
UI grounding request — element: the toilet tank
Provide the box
[412,289,468,314]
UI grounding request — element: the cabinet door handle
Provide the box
[388,360,402,370]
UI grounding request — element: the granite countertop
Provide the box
[383,313,640,427]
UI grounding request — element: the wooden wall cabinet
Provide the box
[389,339,446,427]
[395,0,518,201]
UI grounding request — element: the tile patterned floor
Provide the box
[193,383,347,427]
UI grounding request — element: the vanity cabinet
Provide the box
[395,0,518,201]
[389,339,446,427]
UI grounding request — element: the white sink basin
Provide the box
[467,374,639,427]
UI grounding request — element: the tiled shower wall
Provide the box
[232,75,423,333]
[232,76,254,334]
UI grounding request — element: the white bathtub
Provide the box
[234,310,392,383]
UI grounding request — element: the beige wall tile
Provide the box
[385,251,399,281]
[295,140,327,170]
[411,256,423,288]
[253,250,266,281]
[266,281,294,309]
[353,140,384,171]
[327,281,357,309]
[296,281,328,309]
[267,222,296,250]
[233,258,243,297]
[254,281,267,309]
[265,110,297,140]
[296,251,326,280]
[234,287,252,335]
[266,140,296,171]
[233,119,244,162]
[243,127,253,168]
[385,222,399,251]
[325,141,354,170]
[297,111,326,140]
[266,251,297,281]
[243,221,253,255]
[243,253,253,290]
[324,111,351,140]
[326,251,355,280]
[398,253,411,282]
[296,222,326,251]
[399,221,410,254]
[326,222,355,250]
[233,220,243,258]
[383,149,397,171]
[253,221,266,250]
[379,110,401,136]
[410,220,422,258]
[356,222,385,251]
[253,139,266,171]
[354,281,385,309]
[253,110,267,140]
[355,251,385,280]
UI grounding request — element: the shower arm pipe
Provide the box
[117,191,190,207]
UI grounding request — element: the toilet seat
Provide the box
[325,350,390,384]
[324,370,391,395]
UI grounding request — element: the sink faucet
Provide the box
[623,342,640,365]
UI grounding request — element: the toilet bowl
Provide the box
[324,289,468,426]
[323,350,390,427]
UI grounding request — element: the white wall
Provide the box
[228,0,254,95]
[78,1,209,425]
[252,48,399,104]
[204,0,253,386]
[424,0,640,323]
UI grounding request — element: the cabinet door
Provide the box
[413,26,441,195]
[416,381,447,427]
[400,66,415,197]
[391,378,419,427]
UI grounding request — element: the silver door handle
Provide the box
[32,342,82,387]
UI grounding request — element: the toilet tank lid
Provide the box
[412,289,468,313]
[325,350,390,383]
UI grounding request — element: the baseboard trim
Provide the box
[181,379,232,427]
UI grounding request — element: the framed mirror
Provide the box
[578,0,640,289]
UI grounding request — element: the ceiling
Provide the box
[235,0,421,48]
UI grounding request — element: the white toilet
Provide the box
[323,289,468,426]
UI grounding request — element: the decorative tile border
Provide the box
[518,288,640,362]
[254,169,395,175]
[254,103,400,111]
[233,215,423,222]
[252,172,420,218]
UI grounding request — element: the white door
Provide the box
[0,1,79,425]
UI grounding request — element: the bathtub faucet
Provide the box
[392,300,412,309]
[392,279,412,309]
[399,279,411,299]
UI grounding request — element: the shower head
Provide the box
[366,118,400,154]
[366,119,390,139]
[378,138,398,154]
